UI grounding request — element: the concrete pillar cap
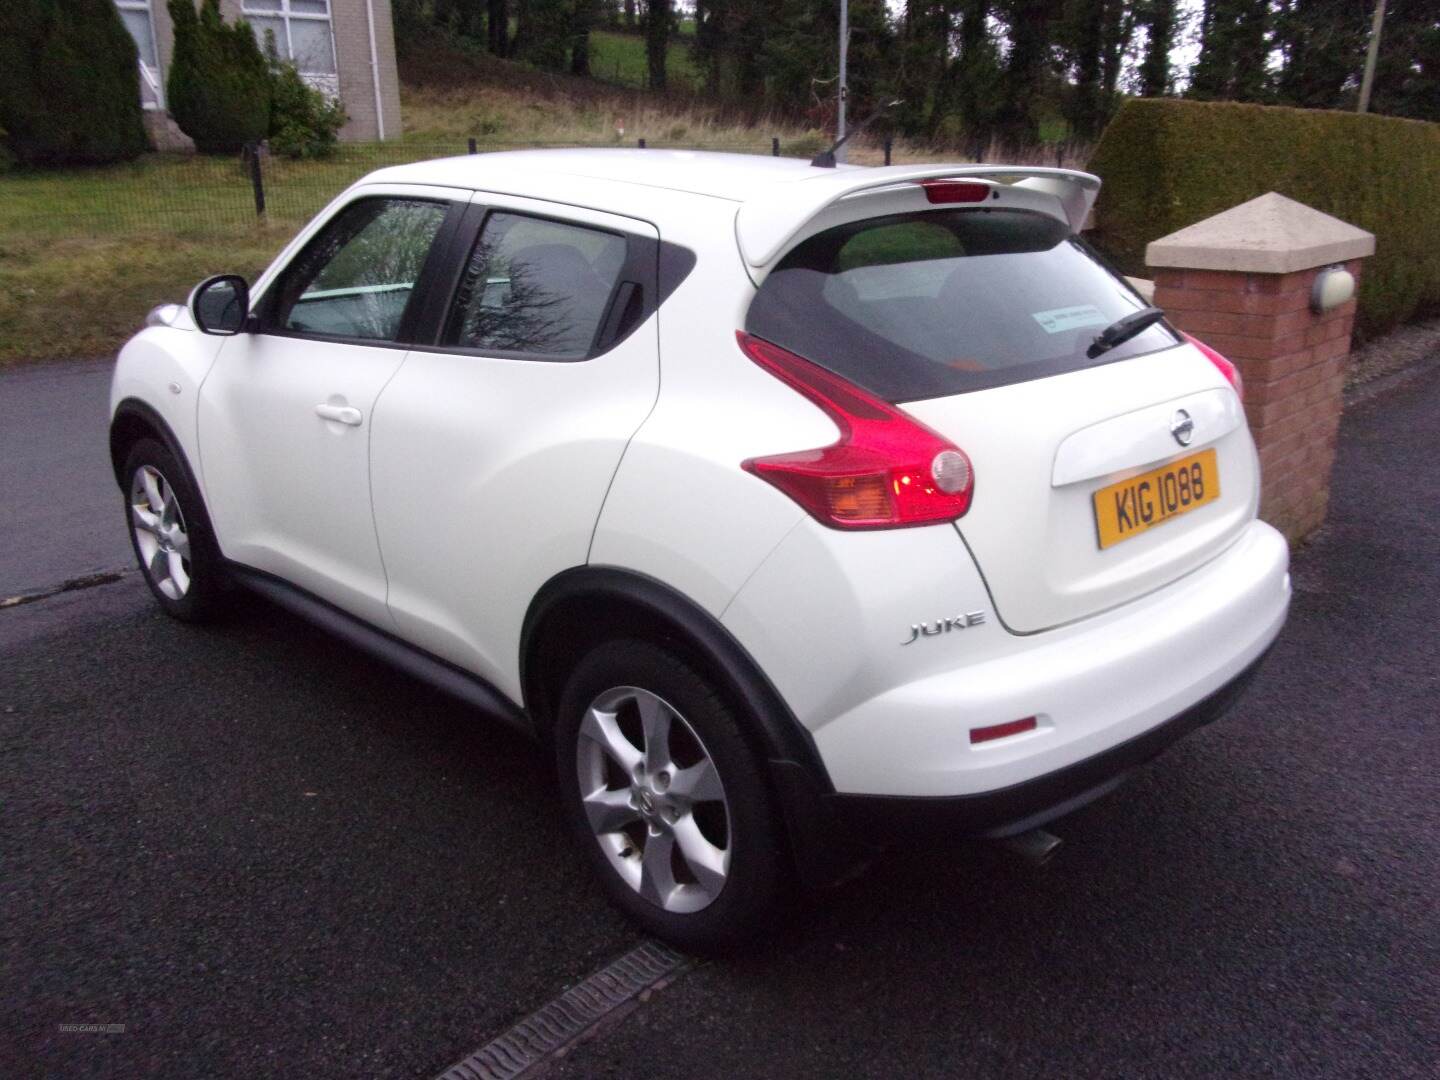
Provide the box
[1146,192,1375,275]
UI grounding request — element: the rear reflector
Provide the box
[736,332,974,529]
[918,180,990,204]
[970,716,1038,745]
[1183,332,1244,401]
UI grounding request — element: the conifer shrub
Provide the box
[166,0,271,154]
[0,0,149,166]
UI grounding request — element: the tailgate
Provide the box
[903,343,1257,633]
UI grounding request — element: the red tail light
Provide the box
[917,180,990,204]
[1183,332,1244,401]
[737,332,974,529]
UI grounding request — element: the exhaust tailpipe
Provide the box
[996,828,1062,867]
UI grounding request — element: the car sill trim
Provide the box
[226,563,533,737]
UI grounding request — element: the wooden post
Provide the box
[247,144,265,219]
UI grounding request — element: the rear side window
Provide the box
[745,209,1178,402]
[443,212,628,359]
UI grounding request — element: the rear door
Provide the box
[746,204,1255,633]
[198,188,460,626]
[369,194,661,697]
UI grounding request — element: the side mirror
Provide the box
[189,274,250,336]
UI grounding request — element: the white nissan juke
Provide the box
[109,150,1290,950]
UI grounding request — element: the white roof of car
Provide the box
[367,148,853,201]
[364,149,1101,268]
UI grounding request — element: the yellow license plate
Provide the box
[1093,448,1220,550]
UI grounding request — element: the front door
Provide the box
[197,192,456,625]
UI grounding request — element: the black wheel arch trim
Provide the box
[110,397,228,563]
[110,397,192,490]
[521,566,834,795]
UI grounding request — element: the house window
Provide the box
[243,0,337,76]
[115,0,163,108]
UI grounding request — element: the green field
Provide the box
[588,29,702,91]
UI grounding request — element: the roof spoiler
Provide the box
[735,165,1102,268]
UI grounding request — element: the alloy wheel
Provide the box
[576,686,732,914]
[129,464,192,600]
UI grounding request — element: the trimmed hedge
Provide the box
[0,0,148,166]
[1088,98,1440,338]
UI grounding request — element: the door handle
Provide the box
[315,403,363,426]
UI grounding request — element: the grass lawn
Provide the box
[588,30,703,92]
[0,228,286,365]
[0,146,472,365]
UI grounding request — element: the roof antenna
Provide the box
[811,99,903,169]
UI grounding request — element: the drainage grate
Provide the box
[434,940,689,1080]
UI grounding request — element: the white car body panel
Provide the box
[588,209,828,618]
[195,183,463,628]
[198,331,408,629]
[1051,384,1244,486]
[110,326,226,499]
[370,195,664,700]
[903,345,1258,633]
[724,517,1287,796]
[733,164,1101,267]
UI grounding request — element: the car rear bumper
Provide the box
[823,644,1268,840]
[755,519,1289,883]
[769,643,1270,885]
[805,519,1290,798]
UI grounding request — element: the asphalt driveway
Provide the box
[3,358,1438,1078]
[0,359,129,598]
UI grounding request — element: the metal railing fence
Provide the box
[1,135,1090,241]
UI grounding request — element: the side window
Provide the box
[272,198,449,342]
[443,212,629,359]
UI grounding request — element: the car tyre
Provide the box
[122,438,228,622]
[555,639,787,953]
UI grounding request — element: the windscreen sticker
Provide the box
[1031,305,1110,334]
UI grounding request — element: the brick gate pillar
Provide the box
[1146,193,1375,543]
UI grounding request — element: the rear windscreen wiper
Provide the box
[1087,306,1166,359]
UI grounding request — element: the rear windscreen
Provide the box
[745,208,1178,402]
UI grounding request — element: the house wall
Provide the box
[153,1,177,95]
[328,0,403,142]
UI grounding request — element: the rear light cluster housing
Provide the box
[737,332,974,530]
[1183,331,1244,401]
